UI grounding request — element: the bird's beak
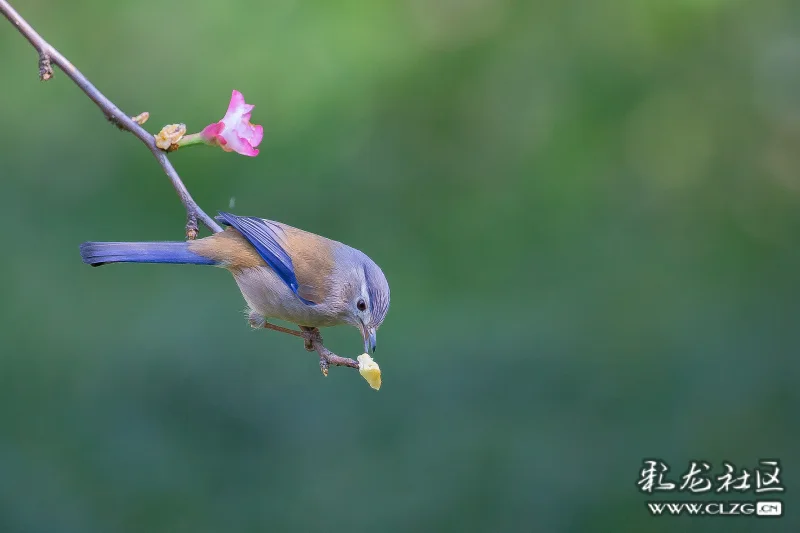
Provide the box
[363,326,377,353]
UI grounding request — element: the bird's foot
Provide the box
[299,326,330,375]
[300,326,322,352]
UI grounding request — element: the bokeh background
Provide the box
[1,0,798,531]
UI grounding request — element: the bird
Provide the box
[79,212,390,354]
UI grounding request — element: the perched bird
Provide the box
[79,212,389,353]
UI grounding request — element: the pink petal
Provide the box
[249,124,264,147]
[223,92,254,125]
[226,90,246,116]
[236,139,259,156]
[222,133,258,156]
[201,121,224,141]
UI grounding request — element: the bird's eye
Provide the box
[357,299,367,312]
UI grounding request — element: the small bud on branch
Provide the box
[155,123,187,150]
[131,112,149,125]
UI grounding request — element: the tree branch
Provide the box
[0,0,222,239]
[2,0,361,378]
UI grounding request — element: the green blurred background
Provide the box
[1,0,798,531]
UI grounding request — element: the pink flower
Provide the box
[201,90,263,156]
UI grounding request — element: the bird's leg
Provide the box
[299,326,320,351]
[300,326,331,376]
[300,326,328,376]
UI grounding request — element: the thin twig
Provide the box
[252,315,359,375]
[0,0,222,239]
[263,322,304,338]
[301,327,360,376]
[2,0,358,376]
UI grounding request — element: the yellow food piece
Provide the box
[357,353,382,390]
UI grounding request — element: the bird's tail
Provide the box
[79,241,216,267]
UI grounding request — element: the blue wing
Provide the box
[216,212,315,305]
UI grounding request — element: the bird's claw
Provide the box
[300,327,330,376]
[300,326,321,352]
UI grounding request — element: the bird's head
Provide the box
[336,250,390,354]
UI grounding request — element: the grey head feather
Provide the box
[364,260,390,328]
[334,246,390,329]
